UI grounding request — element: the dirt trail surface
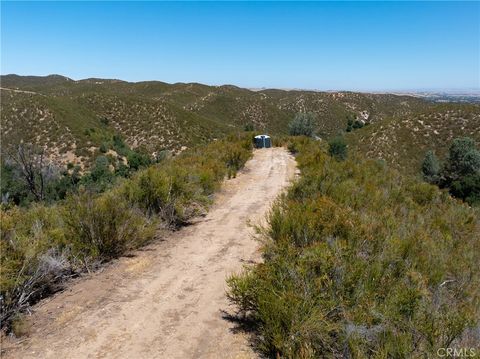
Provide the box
[3,148,296,359]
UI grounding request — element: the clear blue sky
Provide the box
[1,1,479,91]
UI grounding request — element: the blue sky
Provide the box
[1,1,479,91]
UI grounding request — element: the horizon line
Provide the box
[2,73,480,95]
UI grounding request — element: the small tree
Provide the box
[460,149,480,175]
[449,137,476,163]
[421,150,441,184]
[423,137,480,206]
[447,137,478,178]
[328,136,347,161]
[80,155,115,192]
[289,112,316,137]
[127,151,151,170]
[5,144,53,202]
[346,119,353,132]
[91,156,110,182]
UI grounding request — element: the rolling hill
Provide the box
[346,103,480,175]
[2,74,435,169]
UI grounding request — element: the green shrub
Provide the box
[99,142,108,153]
[122,166,192,225]
[0,205,67,327]
[347,117,365,132]
[448,137,477,174]
[223,146,247,178]
[155,149,170,163]
[122,134,252,225]
[272,136,289,147]
[228,137,480,358]
[423,137,480,205]
[1,133,253,330]
[127,150,152,170]
[112,134,129,156]
[346,117,354,132]
[63,190,156,264]
[422,150,441,183]
[1,162,33,206]
[79,155,116,192]
[328,136,347,160]
[289,113,316,137]
[451,174,480,204]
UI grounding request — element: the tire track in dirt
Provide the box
[2,147,296,359]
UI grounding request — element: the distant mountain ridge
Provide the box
[1,74,478,174]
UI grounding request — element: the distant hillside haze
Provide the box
[1,74,479,175]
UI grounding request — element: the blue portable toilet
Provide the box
[254,135,271,148]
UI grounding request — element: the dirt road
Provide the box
[3,147,296,359]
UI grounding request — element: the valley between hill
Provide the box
[2,75,479,180]
[1,74,431,169]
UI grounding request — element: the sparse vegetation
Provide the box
[347,104,480,175]
[10,313,31,337]
[228,137,480,357]
[0,134,253,331]
[2,74,436,170]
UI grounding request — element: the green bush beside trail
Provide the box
[0,133,253,330]
[228,137,480,358]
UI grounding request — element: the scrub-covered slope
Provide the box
[347,103,480,175]
[228,137,480,357]
[2,74,433,168]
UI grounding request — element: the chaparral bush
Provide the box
[228,137,480,358]
[1,133,253,331]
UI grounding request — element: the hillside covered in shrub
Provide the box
[1,74,433,169]
[0,134,253,331]
[346,103,480,176]
[228,137,480,357]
